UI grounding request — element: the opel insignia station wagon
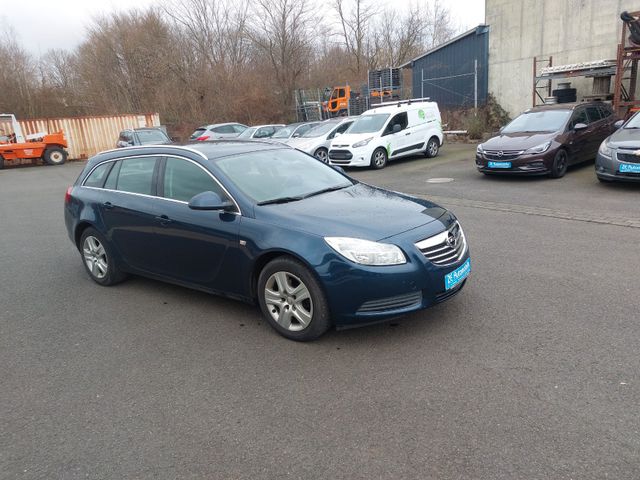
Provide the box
[64,141,471,341]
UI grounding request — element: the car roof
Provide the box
[526,101,610,112]
[198,122,247,129]
[186,140,289,160]
[363,101,437,115]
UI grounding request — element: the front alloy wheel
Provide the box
[257,257,331,341]
[371,148,388,169]
[314,148,329,163]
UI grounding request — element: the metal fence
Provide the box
[17,113,160,160]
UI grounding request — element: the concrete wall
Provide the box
[487,0,640,116]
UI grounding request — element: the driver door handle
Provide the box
[155,214,173,226]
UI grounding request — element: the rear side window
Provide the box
[163,157,224,202]
[136,129,169,145]
[114,157,158,195]
[84,162,113,188]
[213,125,236,134]
[586,106,602,123]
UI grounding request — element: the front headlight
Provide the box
[325,237,406,266]
[524,141,551,154]
[476,144,484,154]
[352,137,373,148]
[598,140,612,158]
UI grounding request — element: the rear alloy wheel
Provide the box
[257,257,331,341]
[79,227,126,286]
[314,147,329,163]
[43,147,68,166]
[370,147,388,169]
[425,137,439,158]
[549,149,568,178]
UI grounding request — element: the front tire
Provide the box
[43,146,67,166]
[257,257,331,341]
[314,147,329,163]
[549,149,568,178]
[370,147,388,169]
[79,227,126,286]
[425,137,439,158]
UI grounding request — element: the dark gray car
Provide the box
[596,113,640,183]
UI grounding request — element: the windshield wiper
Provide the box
[301,184,349,199]
[257,196,303,206]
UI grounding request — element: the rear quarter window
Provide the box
[83,162,113,188]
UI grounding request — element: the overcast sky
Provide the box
[0,0,485,55]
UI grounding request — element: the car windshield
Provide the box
[347,114,390,134]
[301,122,340,138]
[215,148,354,204]
[502,110,571,133]
[237,127,257,139]
[272,125,298,139]
[624,112,640,128]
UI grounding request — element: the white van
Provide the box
[328,100,443,169]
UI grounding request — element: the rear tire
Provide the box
[257,256,331,341]
[79,227,127,286]
[43,146,67,166]
[425,137,439,158]
[370,147,388,169]
[0,155,4,170]
[549,149,568,178]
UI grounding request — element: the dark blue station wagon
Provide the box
[64,141,471,340]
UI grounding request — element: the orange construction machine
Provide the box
[0,114,69,169]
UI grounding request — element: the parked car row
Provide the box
[476,100,640,183]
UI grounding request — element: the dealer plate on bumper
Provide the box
[487,161,511,169]
[445,258,471,290]
[619,163,640,173]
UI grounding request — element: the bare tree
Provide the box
[247,0,316,115]
[333,0,377,76]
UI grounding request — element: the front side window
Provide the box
[163,157,224,202]
[84,162,114,188]
[114,157,158,195]
[384,112,408,135]
[569,109,589,129]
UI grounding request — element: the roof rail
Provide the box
[374,97,432,107]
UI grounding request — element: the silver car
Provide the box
[236,124,285,140]
[286,118,355,162]
[189,122,248,141]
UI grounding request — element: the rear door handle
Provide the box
[103,201,114,210]
[155,214,173,226]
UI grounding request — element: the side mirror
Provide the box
[292,133,301,138]
[614,119,624,129]
[573,123,588,131]
[334,132,342,137]
[116,140,132,148]
[170,136,179,142]
[392,124,402,133]
[188,191,234,211]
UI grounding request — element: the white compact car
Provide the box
[189,123,248,141]
[286,117,355,163]
[328,100,443,169]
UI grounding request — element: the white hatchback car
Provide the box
[328,100,443,169]
[189,122,248,141]
[286,118,355,163]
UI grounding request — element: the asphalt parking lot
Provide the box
[1,145,639,479]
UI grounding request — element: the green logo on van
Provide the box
[418,109,425,120]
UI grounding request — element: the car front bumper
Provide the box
[475,149,555,175]
[596,152,640,182]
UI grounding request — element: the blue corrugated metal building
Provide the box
[401,25,490,108]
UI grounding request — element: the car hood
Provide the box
[481,131,557,151]
[286,137,321,151]
[255,183,446,241]
[608,128,640,148]
[330,132,378,148]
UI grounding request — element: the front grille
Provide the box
[616,152,640,164]
[415,222,467,266]
[357,291,422,314]
[484,150,523,161]
[329,149,353,160]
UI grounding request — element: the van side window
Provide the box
[384,112,408,135]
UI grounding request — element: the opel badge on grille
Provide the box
[446,232,456,248]
[497,151,504,157]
